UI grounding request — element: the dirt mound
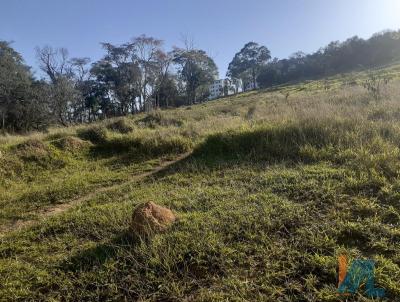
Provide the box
[131,201,176,236]
[17,138,47,151]
[15,139,50,159]
[54,136,89,152]
[13,138,65,169]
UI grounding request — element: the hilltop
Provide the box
[1,65,400,301]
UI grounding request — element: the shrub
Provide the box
[362,73,390,101]
[245,106,257,120]
[107,119,133,134]
[77,126,107,144]
[138,111,183,128]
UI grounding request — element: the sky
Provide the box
[1,0,400,78]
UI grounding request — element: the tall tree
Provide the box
[92,43,141,114]
[36,46,72,83]
[227,42,271,90]
[173,48,218,104]
[0,42,51,131]
[36,46,84,125]
[131,35,167,111]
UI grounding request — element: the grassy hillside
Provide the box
[1,66,400,301]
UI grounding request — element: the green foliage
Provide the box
[257,30,400,88]
[173,48,219,104]
[0,41,51,132]
[227,42,271,90]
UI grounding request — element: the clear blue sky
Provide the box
[1,0,400,78]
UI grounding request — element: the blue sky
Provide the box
[1,0,400,78]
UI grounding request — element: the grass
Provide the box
[1,65,400,301]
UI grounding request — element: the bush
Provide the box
[245,106,257,120]
[138,111,183,128]
[77,126,107,144]
[362,73,390,101]
[107,119,133,134]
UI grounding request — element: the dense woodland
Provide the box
[256,30,400,88]
[1,30,400,132]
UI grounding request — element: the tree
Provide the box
[152,74,180,108]
[36,46,85,125]
[69,57,92,122]
[0,41,51,131]
[257,63,280,88]
[131,35,167,111]
[92,36,170,114]
[255,30,400,88]
[92,43,140,115]
[173,48,218,104]
[227,42,271,91]
[36,46,72,83]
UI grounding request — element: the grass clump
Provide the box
[107,119,133,134]
[77,126,108,144]
[52,136,90,152]
[102,134,192,159]
[15,139,49,157]
[12,139,66,170]
[138,110,183,128]
[194,119,347,161]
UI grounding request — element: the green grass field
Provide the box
[1,66,400,301]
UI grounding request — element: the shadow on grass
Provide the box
[59,230,139,273]
[190,120,339,165]
[86,134,192,168]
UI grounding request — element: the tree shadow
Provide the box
[189,122,334,166]
[59,230,139,273]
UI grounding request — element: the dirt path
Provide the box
[0,152,191,237]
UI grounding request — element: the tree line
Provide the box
[255,30,400,88]
[1,29,400,132]
[0,35,218,132]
